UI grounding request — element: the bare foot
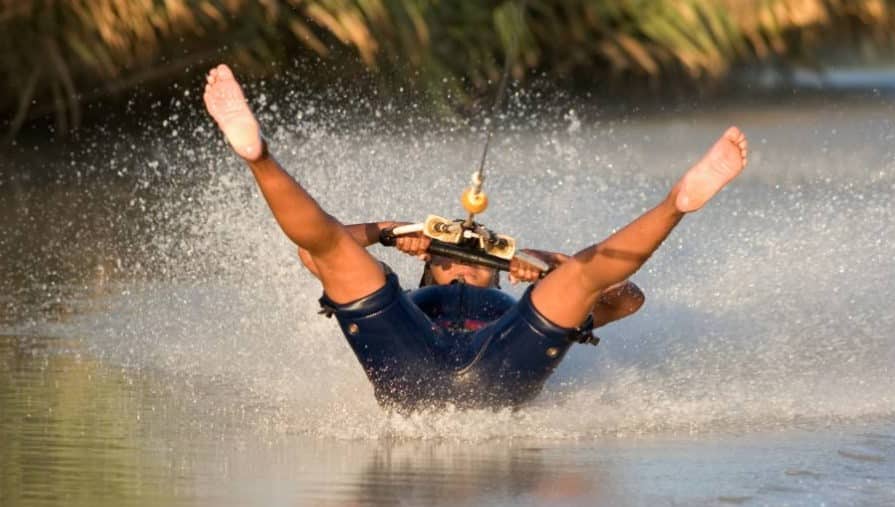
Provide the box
[203,64,264,161]
[674,126,748,212]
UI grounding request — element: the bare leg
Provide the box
[532,127,748,327]
[204,64,384,303]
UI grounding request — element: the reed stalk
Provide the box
[2,0,894,140]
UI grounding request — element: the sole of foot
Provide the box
[203,64,264,162]
[675,126,748,213]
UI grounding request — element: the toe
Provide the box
[216,64,234,80]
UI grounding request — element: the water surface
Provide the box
[2,92,894,505]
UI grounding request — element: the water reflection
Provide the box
[3,338,894,507]
[345,444,602,506]
[1,334,613,506]
[3,98,895,506]
[0,336,188,506]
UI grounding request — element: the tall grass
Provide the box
[2,0,894,140]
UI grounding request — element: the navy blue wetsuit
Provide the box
[319,273,591,410]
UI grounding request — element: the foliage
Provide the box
[2,0,894,139]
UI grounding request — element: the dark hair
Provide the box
[418,261,501,289]
[418,261,437,288]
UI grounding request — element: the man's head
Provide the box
[420,255,500,288]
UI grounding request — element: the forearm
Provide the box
[247,151,343,255]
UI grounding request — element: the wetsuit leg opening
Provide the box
[319,273,445,408]
[456,286,583,406]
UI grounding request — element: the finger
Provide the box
[397,237,416,255]
[411,237,424,255]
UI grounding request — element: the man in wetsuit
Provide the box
[203,64,748,410]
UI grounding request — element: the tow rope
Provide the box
[381,0,550,275]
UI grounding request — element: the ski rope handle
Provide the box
[380,224,552,276]
[381,1,550,277]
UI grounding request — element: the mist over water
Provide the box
[4,86,894,442]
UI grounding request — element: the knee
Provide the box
[618,283,645,316]
[626,283,645,310]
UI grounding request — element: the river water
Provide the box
[1,88,894,506]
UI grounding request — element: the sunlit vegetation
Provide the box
[2,0,894,138]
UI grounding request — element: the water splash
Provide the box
[5,86,895,440]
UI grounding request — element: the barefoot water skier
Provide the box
[203,64,748,410]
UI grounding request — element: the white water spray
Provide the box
[7,89,895,440]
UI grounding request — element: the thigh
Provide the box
[530,259,600,328]
[458,287,583,406]
[321,273,445,407]
[309,231,387,304]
